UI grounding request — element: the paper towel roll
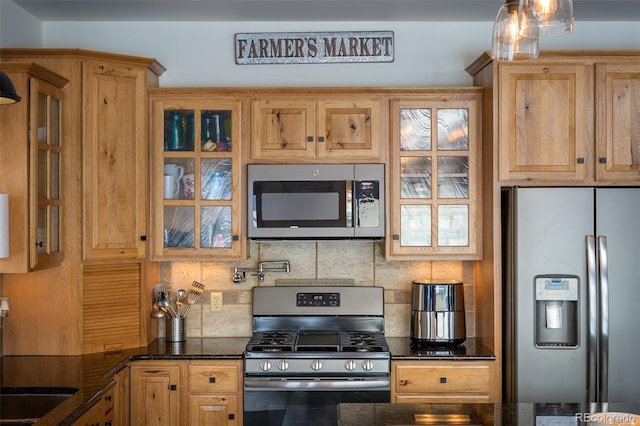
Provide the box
[0,194,8,258]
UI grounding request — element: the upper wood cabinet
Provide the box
[467,50,640,185]
[0,63,68,273]
[82,60,152,260]
[386,90,482,260]
[251,94,385,162]
[149,91,246,261]
[497,62,590,183]
[596,62,640,182]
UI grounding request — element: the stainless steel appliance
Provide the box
[503,187,640,403]
[410,279,466,345]
[243,286,390,425]
[247,164,385,239]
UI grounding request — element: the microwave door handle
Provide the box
[347,180,354,228]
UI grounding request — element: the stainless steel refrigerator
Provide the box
[503,187,640,403]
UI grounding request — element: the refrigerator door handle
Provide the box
[597,236,610,402]
[586,235,598,403]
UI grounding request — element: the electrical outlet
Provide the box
[210,292,223,312]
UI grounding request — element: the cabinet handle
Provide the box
[393,234,400,241]
[209,377,216,383]
[599,157,607,164]
[440,377,447,384]
[229,414,235,420]
[105,422,113,426]
[35,241,44,248]
[398,379,408,386]
[577,157,585,164]
[170,384,177,391]
[318,136,325,142]
[307,136,314,142]
[232,235,239,241]
[140,235,147,241]
[104,395,112,402]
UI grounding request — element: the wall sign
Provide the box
[235,31,394,65]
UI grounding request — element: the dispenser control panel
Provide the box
[535,277,578,301]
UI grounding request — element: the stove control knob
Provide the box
[344,359,358,371]
[361,359,375,371]
[310,359,323,371]
[259,360,272,372]
[277,360,289,371]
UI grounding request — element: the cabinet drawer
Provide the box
[393,362,493,397]
[188,364,239,393]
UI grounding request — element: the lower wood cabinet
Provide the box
[129,360,242,426]
[391,360,495,403]
[70,384,115,426]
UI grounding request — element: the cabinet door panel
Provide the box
[596,63,640,182]
[83,61,147,259]
[317,98,383,160]
[498,63,589,182]
[251,99,315,160]
[131,364,180,426]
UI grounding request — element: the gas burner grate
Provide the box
[246,331,297,352]
[339,331,389,352]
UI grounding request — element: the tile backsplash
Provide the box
[157,240,476,339]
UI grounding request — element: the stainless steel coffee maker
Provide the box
[410,279,466,345]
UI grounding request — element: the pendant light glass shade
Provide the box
[0,71,22,105]
[519,0,574,38]
[492,0,539,61]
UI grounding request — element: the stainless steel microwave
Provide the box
[248,164,385,239]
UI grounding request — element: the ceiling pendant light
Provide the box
[519,0,574,38]
[0,71,22,105]
[492,0,539,61]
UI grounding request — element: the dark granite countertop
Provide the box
[338,402,640,425]
[388,337,496,360]
[0,337,248,425]
[1,336,495,424]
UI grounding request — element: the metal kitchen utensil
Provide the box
[183,281,206,316]
[176,289,186,316]
[151,283,169,318]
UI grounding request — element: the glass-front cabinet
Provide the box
[0,63,67,272]
[387,93,482,259]
[150,96,244,260]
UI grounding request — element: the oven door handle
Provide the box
[244,378,390,391]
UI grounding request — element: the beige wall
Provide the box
[156,240,476,339]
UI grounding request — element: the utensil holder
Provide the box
[166,317,186,342]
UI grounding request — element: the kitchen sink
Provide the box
[0,387,78,425]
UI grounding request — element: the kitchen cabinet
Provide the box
[114,367,129,426]
[596,62,640,182]
[386,90,482,260]
[130,360,243,426]
[148,91,245,261]
[70,385,115,426]
[251,94,385,162]
[0,62,68,272]
[0,49,164,356]
[466,50,640,185]
[82,59,151,260]
[391,360,495,403]
[130,362,181,426]
[188,361,243,426]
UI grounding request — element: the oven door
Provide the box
[244,376,390,426]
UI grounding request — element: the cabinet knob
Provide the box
[318,136,325,142]
[209,377,216,383]
[577,157,585,164]
[393,234,400,241]
[229,414,235,420]
[599,157,607,164]
[398,379,408,386]
[307,136,314,142]
[440,377,447,383]
[170,384,177,391]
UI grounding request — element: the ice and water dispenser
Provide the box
[534,275,579,348]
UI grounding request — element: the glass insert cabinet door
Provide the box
[152,99,242,260]
[389,96,481,259]
[32,79,64,269]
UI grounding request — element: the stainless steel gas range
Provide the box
[243,286,391,426]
